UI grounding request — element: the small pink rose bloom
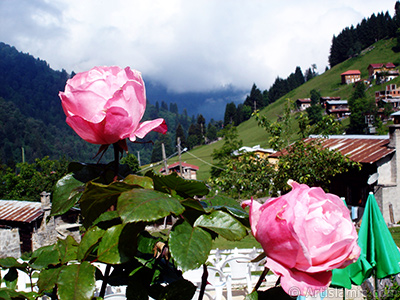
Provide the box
[59,66,167,145]
[242,181,360,297]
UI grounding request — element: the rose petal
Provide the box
[266,258,331,297]
[130,119,167,141]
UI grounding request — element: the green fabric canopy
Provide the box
[332,192,400,287]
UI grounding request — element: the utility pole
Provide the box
[162,143,169,174]
[137,151,141,167]
[21,147,25,163]
[177,137,183,177]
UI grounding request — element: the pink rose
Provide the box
[242,181,360,296]
[59,66,167,145]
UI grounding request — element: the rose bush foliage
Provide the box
[59,66,167,145]
[242,180,360,297]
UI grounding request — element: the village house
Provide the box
[295,98,311,111]
[160,162,199,180]
[325,99,350,118]
[320,96,341,108]
[0,192,80,258]
[375,83,400,110]
[232,145,277,166]
[367,62,398,82]
[341,70,361,84]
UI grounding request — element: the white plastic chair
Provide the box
[220,256,253,293]
[104,294,126,299]
[183,266,232,300]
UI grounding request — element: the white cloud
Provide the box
[0,0,397,92]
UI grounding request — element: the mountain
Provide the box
[0,43,175,165]
[144,80,247,122]
[165,38,400,181]
[0,41,249,166]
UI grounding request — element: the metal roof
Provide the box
[0,200,43,223]
[271,135,395,164]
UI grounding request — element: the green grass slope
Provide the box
[144,38,400,181]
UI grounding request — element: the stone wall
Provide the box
[0,228,21,258]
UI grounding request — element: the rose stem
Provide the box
[99,143,120,298]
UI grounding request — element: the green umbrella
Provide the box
[332,192,400,289]
[348,192,400,284]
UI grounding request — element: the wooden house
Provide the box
[0,192,80,257]
[341,70,361,84]
[375,83,400,110]
[295,98,311,111]
[325,100,350,118]
[367,63,397,81]
[160,162,199,180]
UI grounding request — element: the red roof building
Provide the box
[160,162,199,180]
[341,70,361,84]
[295,98,311,111]
[367,63,396,79]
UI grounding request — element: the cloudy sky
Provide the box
[0,0,397,93]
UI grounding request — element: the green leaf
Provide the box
[97,224,125,264]
[244,291,259,300]
[123,174,154,189]
[137,232,161,254]
[77,226,105,261]
[158,279,196,300]
[118,189,185,223]
[204,195,248,218]
[80,181,134,228]
[92,210,121,228]
[51,173,84,216]
[0,257,27,270]
[55,235,79,264]
[169,221,212,271]
[145,170,209,198]
[68,162,133,184]
[96,223,143,264]
[181,198,206,211]
[29,245,60,270]
[57,262,96,300]
[194,211,248,241]
[37,267,62,294]
[4,268,18,289]
[0,289,38,300]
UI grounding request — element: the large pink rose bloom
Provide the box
[59,66,167,145]
[242,181,360,296]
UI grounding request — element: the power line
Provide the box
[184,151,226,171]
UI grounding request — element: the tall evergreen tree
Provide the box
[306,89,323,125]
[224,102,237,126]
[175,123,187,150]
[244,84,264,111]
[348,82,376,134]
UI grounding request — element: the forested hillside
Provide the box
[0,42,215,167]
[329,3,400,67]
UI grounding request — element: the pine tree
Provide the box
[175,123,187,149]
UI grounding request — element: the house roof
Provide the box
[296,98,311,103]
[326,100,348,105]
[0,200,43,223]
[368,63,395,69]
[321,97,341,101]
[341,70,361,76]
[160,162,199,172]
[270,135,395,164]
[233,145,275,156]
